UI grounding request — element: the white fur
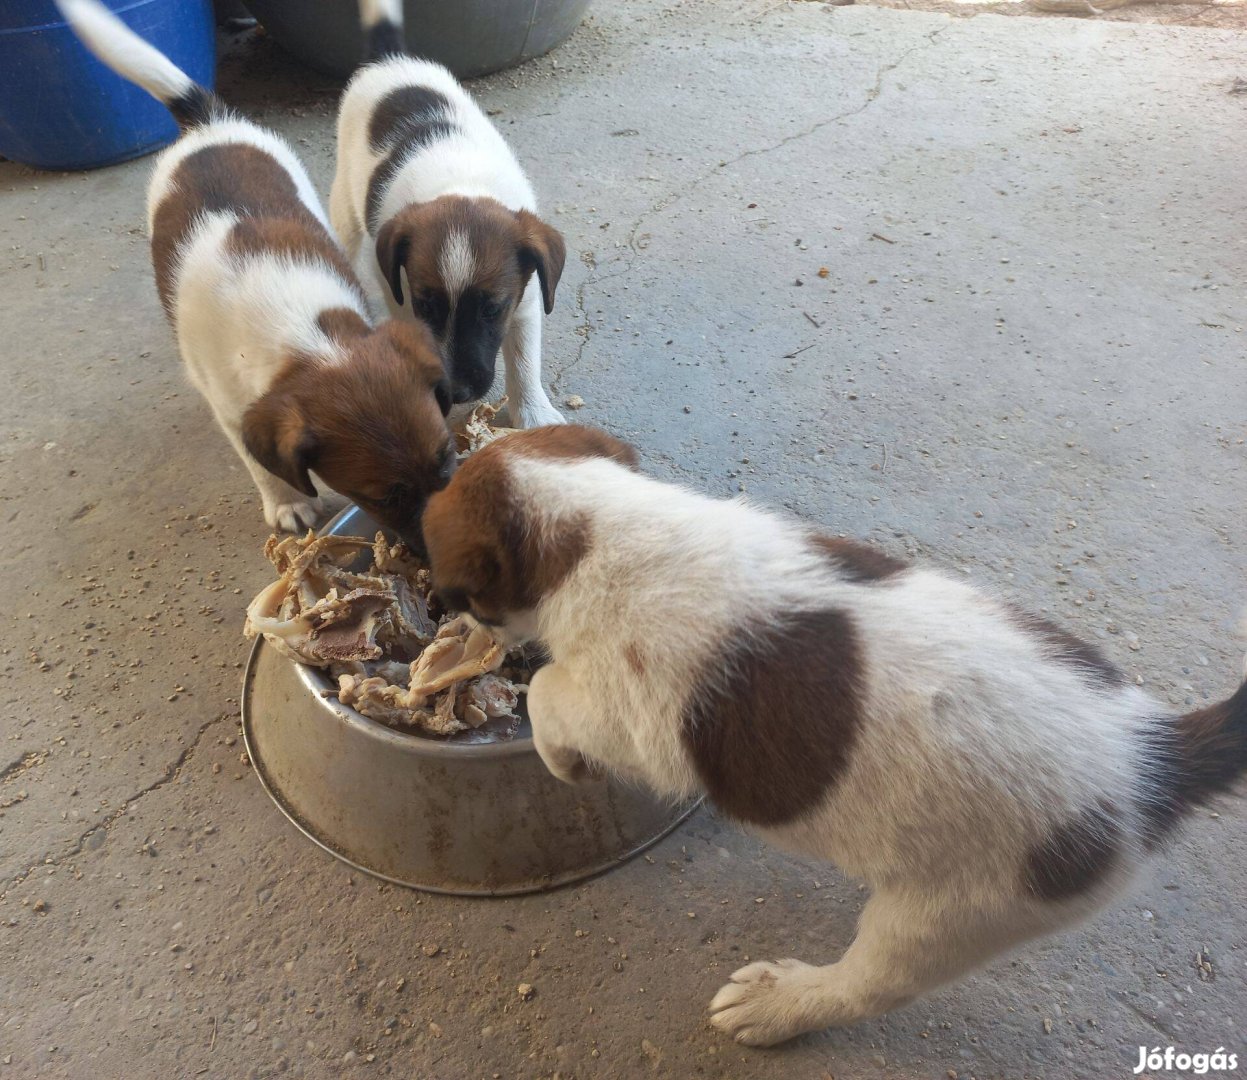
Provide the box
[480,455,1228,1047]
[157,133,371,531]
[437,228,477,298]
[57,0,193,106]
[331,52,564,427]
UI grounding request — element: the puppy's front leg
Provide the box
[503,285,565,429]
[216,411,322,533]
[527,663,599,783]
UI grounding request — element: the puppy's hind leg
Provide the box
[710,888,1056,1047]
[503,284,565,429]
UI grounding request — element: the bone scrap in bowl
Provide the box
[244,528,530,740]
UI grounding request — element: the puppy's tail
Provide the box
[56,0,226,130]
[359,0,407,62]
[1142,623,1247,842]
[1173,678,1247,808]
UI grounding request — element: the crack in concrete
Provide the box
[551,273,594,394]
[0,750,47,784]
[545,24,951,401]
[624,24,951,261]
[0,713,226,900]
[1114,991,1177,1040]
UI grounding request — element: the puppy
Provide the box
[58,0,455,547]
[423,426,1247,1047]
[330,0,567,427]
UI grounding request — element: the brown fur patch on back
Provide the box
[150,143,352,318]
[316,307,372,345]
[812,535,908,583]
[365,87,457,231]
[223,216,357,287]
[681,608,864,828]
[1007,608,1124,688]
[495,424,639,470]
[422,437,594,623]
[1024,799,1121,901]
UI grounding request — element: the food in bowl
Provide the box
[243,400,529,738]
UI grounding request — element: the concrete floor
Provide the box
[2,1,1245,1077]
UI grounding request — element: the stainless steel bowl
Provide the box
[242,504,697,895]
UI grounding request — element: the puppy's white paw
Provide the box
[267,499,322,534]
[537,743,601,785]
[512,400,567,429]
[709,959,822,1047]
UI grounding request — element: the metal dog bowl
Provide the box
[242,504,697,895]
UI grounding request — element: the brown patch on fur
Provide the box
[494,424,639,470]
[223,216,357,287]
[681,609,864,828]
[242,319,453,543]
[625,643,646,676]
[1007,609,1124,688]
[812,535,908,583]
[316,307,371,345]
[422,427,634,623]
[150,143,355,318]
[1024,799,1121,901]
[365,86,457,231]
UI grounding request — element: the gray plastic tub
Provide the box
[243,0,591,79]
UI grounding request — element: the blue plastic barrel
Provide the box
[0,0,215,171]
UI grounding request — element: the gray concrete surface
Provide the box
[2,2,1245,1077]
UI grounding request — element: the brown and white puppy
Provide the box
[330,0,567,427]
[423,426,1247,1047]
[58,0,455,547]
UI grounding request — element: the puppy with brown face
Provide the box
[423,426,1247,1047]
[330,0,567,427]
[58,0,454,547]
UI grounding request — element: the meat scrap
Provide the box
[246,530,524,738]
[454,396,518,456]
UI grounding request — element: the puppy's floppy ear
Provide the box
[242,391,320,498]
[425,533,500,612]
[515,210,566,315]
[374,218,413,306]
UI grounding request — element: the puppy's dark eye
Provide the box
[480,298,505,319]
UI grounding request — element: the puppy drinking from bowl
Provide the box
[330,0,567,427]
[421,424,1247,1047]
[57,0,455,548]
